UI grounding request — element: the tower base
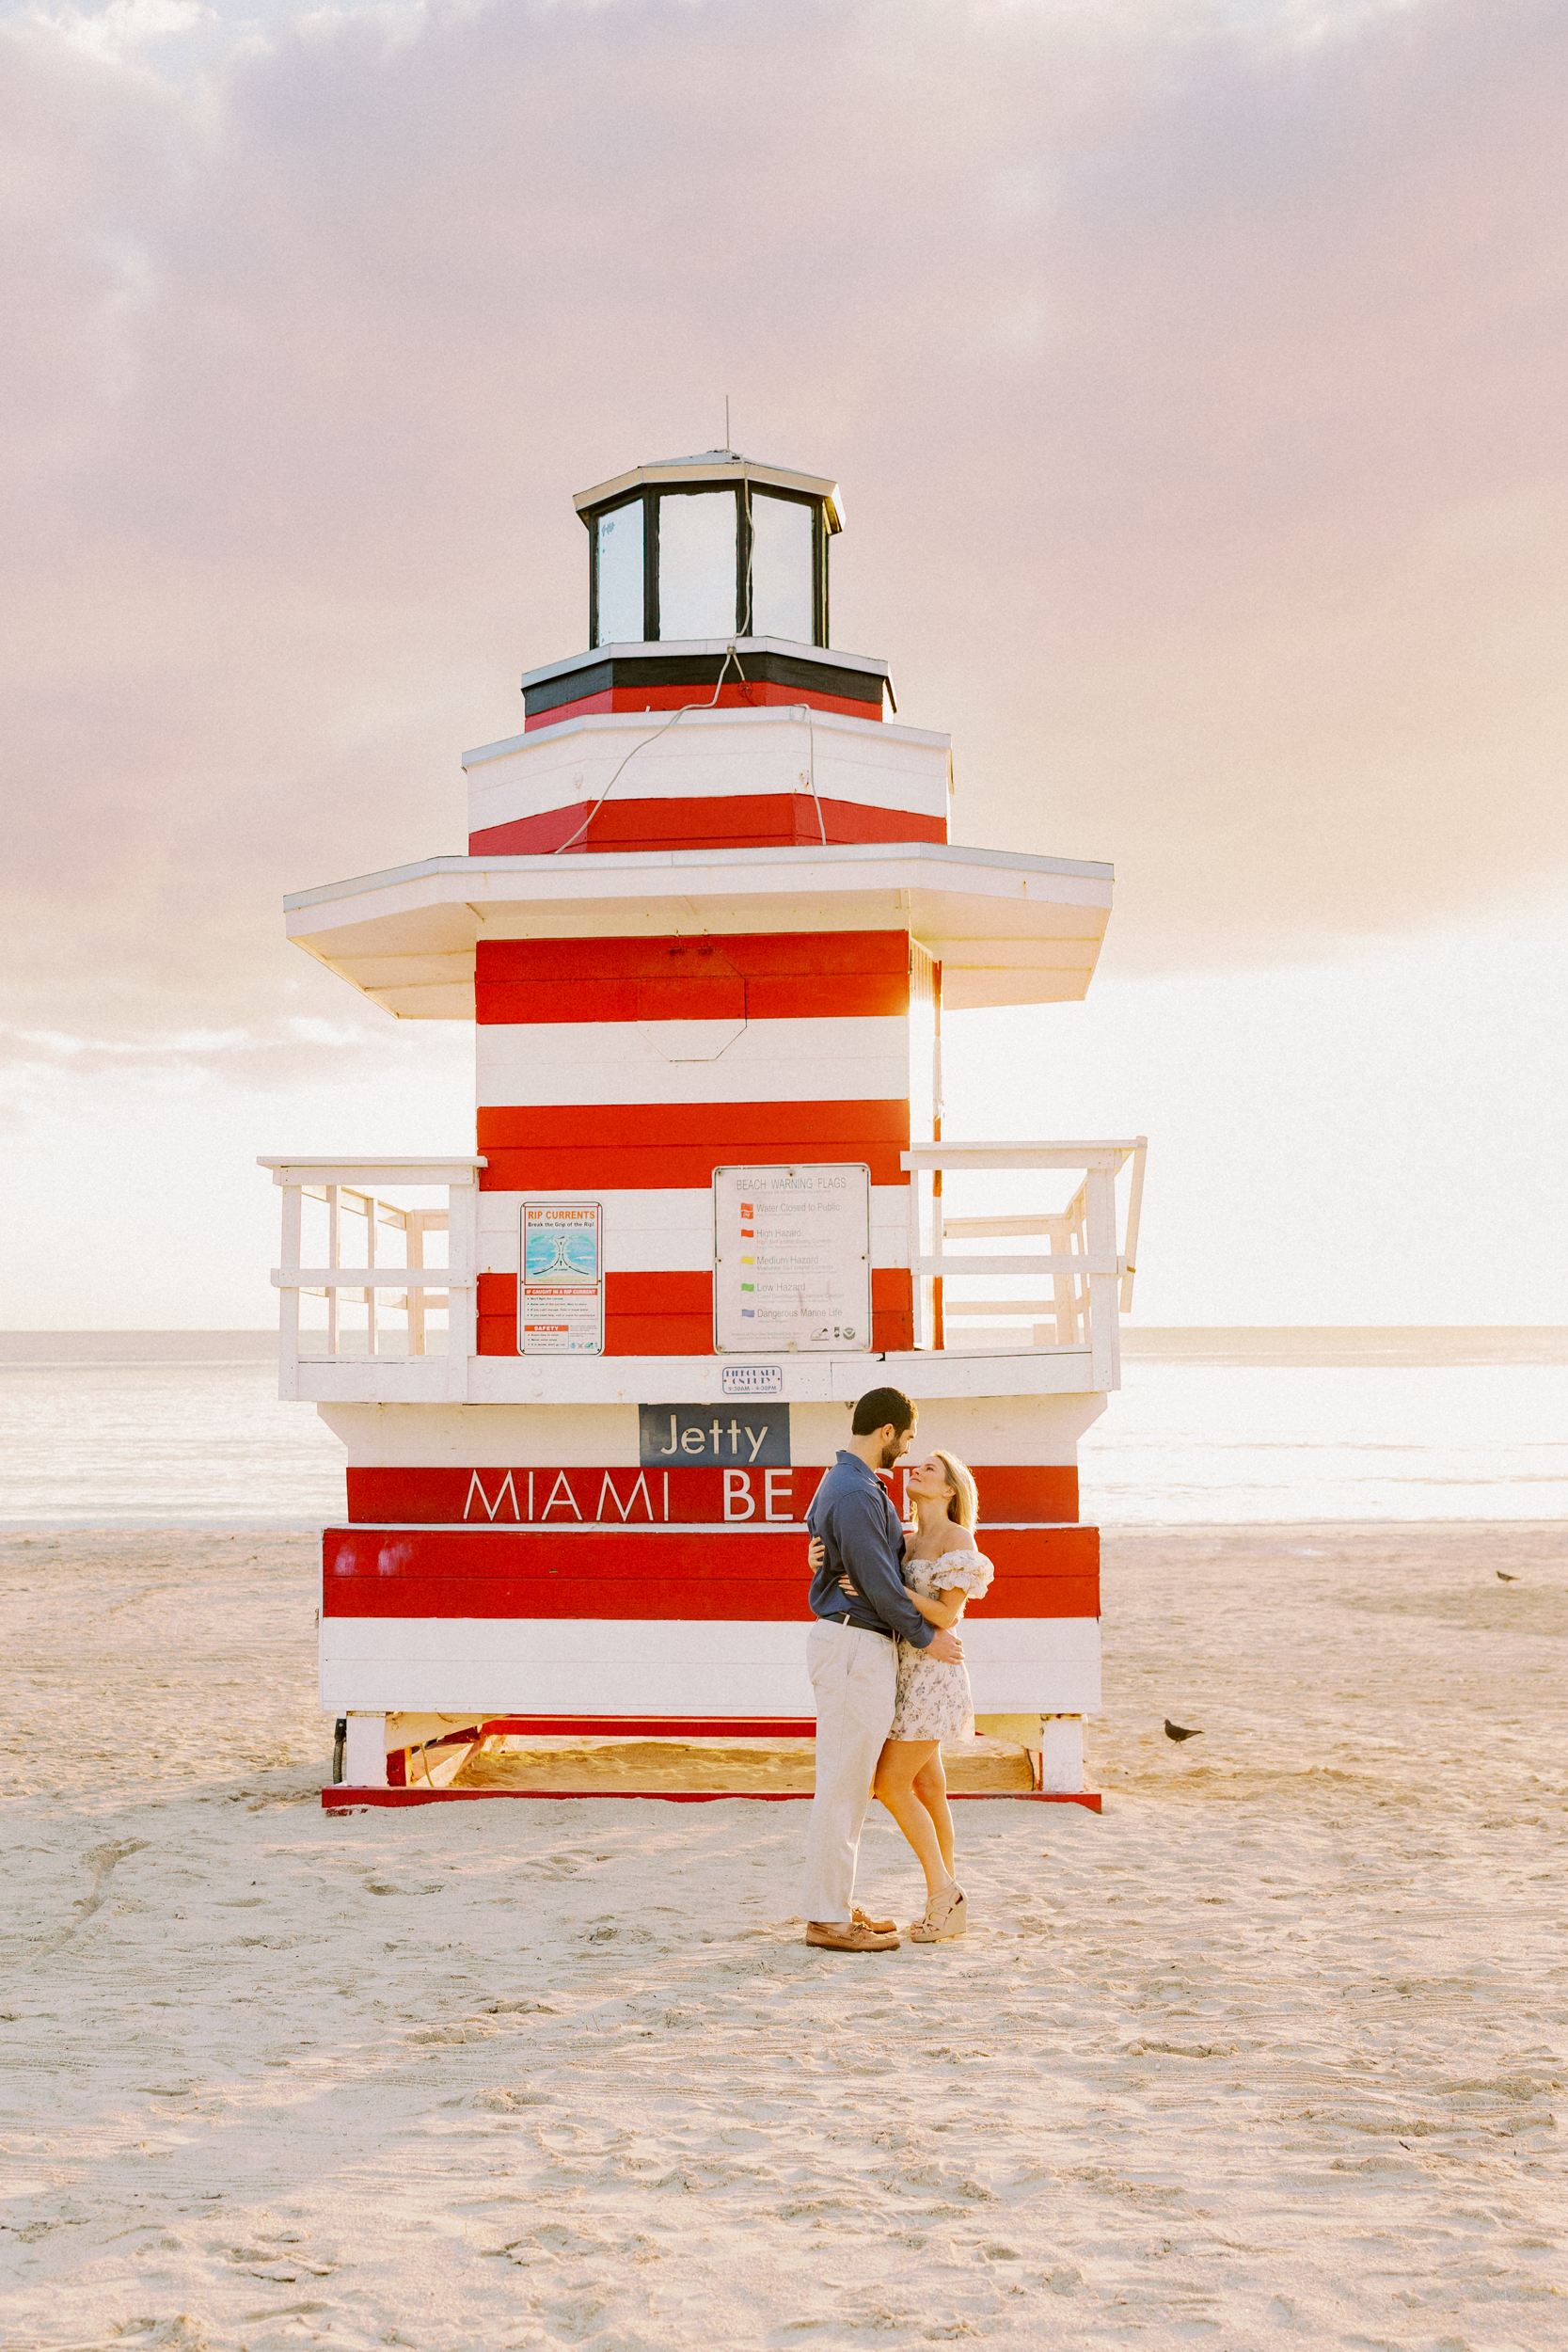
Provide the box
[322,1785,1101,1811]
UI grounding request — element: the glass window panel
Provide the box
[657,490,737,640]
[595,501,644,644]
[749,492,815,643]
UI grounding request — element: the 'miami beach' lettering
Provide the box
[463,1469,672,1523]
[638,1404,790,1467]
[463,1470,520,1521]
[456,1463,813,1523]
[597,1470,656,1521]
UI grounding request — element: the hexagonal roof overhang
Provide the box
[283,840,1114,1019]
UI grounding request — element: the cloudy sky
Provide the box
[4,0,1565,1326]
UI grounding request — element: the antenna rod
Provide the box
[725,393,730,451]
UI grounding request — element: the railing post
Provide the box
[326,1185,340,1357]
[907,1171,927,1350]
[277,1182,302,1402]
[407,1211,426,1358]
[364,1192,378,1359]
[1120,1139,1148,1314]
[1085,1166,1118,1390]
[447,1175,478,1401]
[1048,1214,1075,1347]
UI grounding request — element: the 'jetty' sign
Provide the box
[638,1404,790,1466]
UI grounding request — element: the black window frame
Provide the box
[587,482,830,649]
[740,484,828,646]
[587,490,650,651]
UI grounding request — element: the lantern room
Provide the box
[578,450,841,649]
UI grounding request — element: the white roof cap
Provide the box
[574,451,844,532]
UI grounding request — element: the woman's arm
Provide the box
[809,1535,967,1632]
[904,1585,968,1631]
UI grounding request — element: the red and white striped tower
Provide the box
[262,449,1144,1805]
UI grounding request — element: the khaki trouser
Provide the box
[800,1617,897,1923]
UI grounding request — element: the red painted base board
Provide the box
[323,1786,1102,1811]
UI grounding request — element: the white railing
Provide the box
[259,1158,484,1401]
[901,1138,1147,1384]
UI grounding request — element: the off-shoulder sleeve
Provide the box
[933,1549,993,1599]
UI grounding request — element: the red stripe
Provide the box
[479,1147,908,1191]
[347,1463,1079,1525]
[321,1524,1100,1619]
[351,1464,822,1524]
[598,1317,714,1358]
[476,1099,910,1193]
[483,932,909,982]
[475,1268,912,1357]
[872,1265,912,1354]
[970,1466,1079,1521]
[475,930,910,1025]
[610,1271,708,1315]
[480,1270,711,1359]
[469,795,945,857]
[523,681,882,730]
[478,1099,910,1143]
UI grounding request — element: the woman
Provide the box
[808,1449,993,1943]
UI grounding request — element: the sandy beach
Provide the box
[2,1522,1564,2350]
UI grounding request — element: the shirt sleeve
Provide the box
[832,1485,934,1648]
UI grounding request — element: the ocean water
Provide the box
[0,1330,1563,1529]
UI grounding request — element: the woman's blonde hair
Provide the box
[931,1449,979,1532]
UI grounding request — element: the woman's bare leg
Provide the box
[873,1740,956,1901]
[911,1748,956,1880]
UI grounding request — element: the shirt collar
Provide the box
[835,1449,882,1485]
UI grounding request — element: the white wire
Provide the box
[801,702,828,845]
[550,644,746,854]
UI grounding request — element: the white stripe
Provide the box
[320,1616,1100,1715]
[318,1392,1097,1467]
[466,707,950,836]
[477,1186,912,1273]
[478,1015,910,1106]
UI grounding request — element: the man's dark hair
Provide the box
[850,1386,917,1438]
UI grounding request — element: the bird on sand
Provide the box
[1164,1719,1203,1742]
[1497,1569,1520,1582]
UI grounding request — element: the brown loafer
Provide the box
[909,1885,967,1943]
[805,1918,900,1951]
[852,1905,897,1935]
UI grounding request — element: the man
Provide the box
[800,1385,965,1951]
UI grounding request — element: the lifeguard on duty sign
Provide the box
[712,1164,872,1353]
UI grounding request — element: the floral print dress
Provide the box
[886,1548,995,1741]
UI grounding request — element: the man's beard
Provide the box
[880,1432,911,1470]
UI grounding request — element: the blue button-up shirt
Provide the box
[805,1450,933,1647]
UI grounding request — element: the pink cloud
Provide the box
[4,0,1566,1061]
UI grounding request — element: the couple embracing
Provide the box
[800,1385,994,1952]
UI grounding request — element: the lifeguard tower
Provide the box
[262,448,1145,1807]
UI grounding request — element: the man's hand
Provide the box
[927,1628,965,1664]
